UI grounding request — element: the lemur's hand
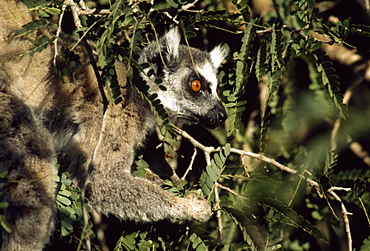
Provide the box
[181,193,212,223]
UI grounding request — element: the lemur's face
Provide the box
[139,28,228,129]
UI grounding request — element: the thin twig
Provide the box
[82,39,109,113]
[328,187,353,251]
[216,183,247,199]
[330,76,364,151]
[348,138,370,167]
[214,182,223,243]
[77,8,111,15]
[172,125,216,166]
[65,0,82,29]
[78,0,87,10]
[229,148,320,188]
[240,155,250,177]
[53,1,67,67]
[288,175,304,207]
[182,0,200,11]
[171,126,215,153]
[181,148,197,180]
[163,12,179,24]
[79,108,110,251]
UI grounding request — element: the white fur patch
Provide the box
[196,62,218,96]
[209,44,228,68]
[163,27,181,60]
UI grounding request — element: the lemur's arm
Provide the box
[89,173,211,223]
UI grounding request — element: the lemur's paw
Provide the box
[184,193,212,223]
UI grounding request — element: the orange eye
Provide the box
[217,87,220,96]
[191,79,202,92]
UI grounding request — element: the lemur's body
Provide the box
[0,1,227,250]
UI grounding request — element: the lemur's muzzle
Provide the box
[199,102,228,129]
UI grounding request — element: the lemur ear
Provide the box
[162,27,181,63]
[210,45,228,69]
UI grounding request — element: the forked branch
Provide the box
[172,125,353,250]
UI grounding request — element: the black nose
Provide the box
[218,108,228,125]
[199,102,228,129]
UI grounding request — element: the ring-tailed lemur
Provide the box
[0,1,228,250]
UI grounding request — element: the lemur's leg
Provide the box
[0,88,55,251]
[88,172,211,224]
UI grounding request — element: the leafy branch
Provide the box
[172,125,354,250]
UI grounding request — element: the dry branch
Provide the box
[172,125,353,250]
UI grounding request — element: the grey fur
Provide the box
[0,1,227,250]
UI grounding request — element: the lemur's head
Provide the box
[139,28,228,129]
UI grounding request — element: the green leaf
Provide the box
[16,19,49,37]
[256,42,267,82]
[167,0,179,8]
[0,202,9,209]
[57,195,72,206]
[312,50,348,119]
[200,146,230,198]
[189,232,208,251]
[351,23,370,37]
[360,235,370,251]
[261,197,325,241]
[45,7,61,15]
[20,35,52,59]
[0,215,12,233]
[206,165,218,182]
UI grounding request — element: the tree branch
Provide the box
[181,147,197,180]
[172,125,353,250]
[328,187,353,251]
[214,182,223,243]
